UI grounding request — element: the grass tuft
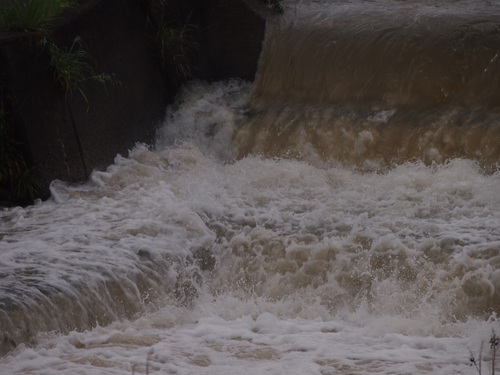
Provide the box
[156,22,199,81]
[0,0,77,33]
[260,0,284,15]
[145,1,199,84]
[42,36,119,104]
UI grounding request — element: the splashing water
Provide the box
[1,1,500,374]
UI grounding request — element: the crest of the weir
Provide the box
[238,3,500,167]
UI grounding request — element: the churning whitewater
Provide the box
[1,0,500,374]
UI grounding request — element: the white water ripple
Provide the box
[0,68,499,375]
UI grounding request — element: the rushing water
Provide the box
[1,1,500,374]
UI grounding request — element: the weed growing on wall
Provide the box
[145,0,199,84]
[42,35,119,183]
[0,1,118,105]
[1,0,119,203]
[260,0,284,15]
[0,0,77,33]
[42,36,119,104]
[156,22,199,80]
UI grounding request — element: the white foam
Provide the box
[1,75,499,374]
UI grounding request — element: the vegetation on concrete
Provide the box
[0,108,38,205]
[42,34,119,183]
[261,0,284,15]
[0,0,117,104]
[155,22,199,80]
[0,0,77,33]
[0,0,119,204]
[146,0,199,83]
[42,36,118,104]
[0,0,264,204]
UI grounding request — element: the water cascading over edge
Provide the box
[235,3,500,169]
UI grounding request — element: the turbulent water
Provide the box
[1,0,500,374]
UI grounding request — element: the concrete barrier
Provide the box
[0,0,267,203]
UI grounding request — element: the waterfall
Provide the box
[0,1,499,373]
[235,1,500,168]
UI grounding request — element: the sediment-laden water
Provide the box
[1,1,499,374]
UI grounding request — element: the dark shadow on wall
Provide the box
[0,0,268,204]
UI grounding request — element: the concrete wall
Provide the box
[0,0,267,203]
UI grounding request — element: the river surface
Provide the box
[1,0,500,374]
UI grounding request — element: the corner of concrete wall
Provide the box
[1,0,168,200]
[197,0,268,81]
[0,0,268,204]
[0,33,88,198]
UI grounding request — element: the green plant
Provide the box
[43,36,118,104]
[0,108,38,205]
[0,0,77,33]
[260,0,284,15]
[156,22,199,80]
[145,0,199,83]
[42,35,118,182]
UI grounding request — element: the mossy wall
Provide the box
[0,0,267,203]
